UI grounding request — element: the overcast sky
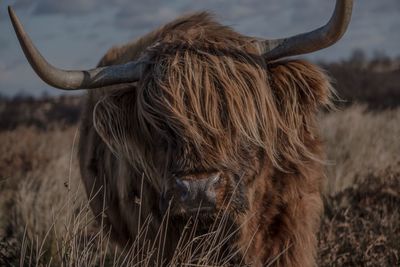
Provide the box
[0,0,399,97]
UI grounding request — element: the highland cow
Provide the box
[9,1,353,266]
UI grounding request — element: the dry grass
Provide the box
[318,174,400,266]
[0,105,399,266]
[321,105,400,194]
[0,127,88,265]
[0,127,240,266]
[317,105,400,266]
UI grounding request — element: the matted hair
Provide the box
[93,12,333,188]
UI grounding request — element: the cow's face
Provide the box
[92,30,274,217]
[93,87,262,217]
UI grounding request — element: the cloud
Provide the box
[5,0,400,61]
[10,0,400,46]
[10,0,108,16]
[113,1,180,32]
[2,0,400,97]
[107,0,339,39]
[33,0,103,15]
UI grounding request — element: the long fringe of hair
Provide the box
[93,12,333,187]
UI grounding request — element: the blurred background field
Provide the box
[0,52,399,266]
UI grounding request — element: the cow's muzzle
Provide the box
[159,172,221,216]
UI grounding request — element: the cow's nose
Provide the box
[173,172,220,212]
[159,172,221,215]
[159,180,190,215]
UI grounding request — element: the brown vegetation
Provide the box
[319,174,400,266]
[321,105,400,194]
[0,105,399,266]
[323,50,400,110]
[0,95,81,131]
[0,54,399,266]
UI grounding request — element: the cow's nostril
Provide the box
[175,179,190,202]
[180,188,189,202]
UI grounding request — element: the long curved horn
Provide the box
[8,6,146,90]
[260,0,353,61]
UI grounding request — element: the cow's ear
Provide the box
[267,60,333,116]
[267,60,334,166]
[93,88,136,155]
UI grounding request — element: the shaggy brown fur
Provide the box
[78,12,332,266]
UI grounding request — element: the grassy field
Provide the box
[0,55,399,266]
[0,106,398,266]
[318,106,400,266]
